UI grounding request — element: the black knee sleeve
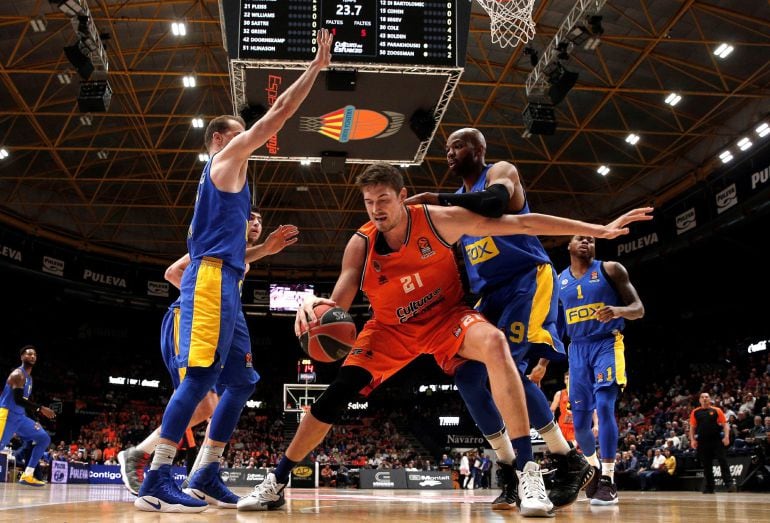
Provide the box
[310,366,372,424]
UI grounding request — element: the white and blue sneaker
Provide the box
[184,462,240,508]
[134,465,208,513]
[237,472,286,511]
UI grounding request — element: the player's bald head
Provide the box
[449,128,486,151]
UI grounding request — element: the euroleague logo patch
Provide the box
[245,352,253,368]
[417,237,435,258]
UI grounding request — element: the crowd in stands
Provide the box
[2,334,769,492]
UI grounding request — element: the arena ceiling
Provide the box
[1,1,768,278]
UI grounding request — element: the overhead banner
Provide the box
[603,150,770,263]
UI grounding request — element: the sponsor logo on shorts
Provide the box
[245,352,253,368]
[597,372,604,383]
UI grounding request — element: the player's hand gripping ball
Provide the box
[299,304,356,362]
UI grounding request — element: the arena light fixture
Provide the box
[756,122,769,138]
[198,153,210,162]
[299,160,311,166]
[79,114,92,125]
[96,150,108,160]
[191,117,204,128]
[51,0,84,17]
[30,16,47,32]
[737,137,752,151]
[719,150,733,164]
[664,93,682,106]
[713,43,734,59]
[57,73,72,84]
[182,75,196,88]
[625,133,640,145]
[171,22,187,36]
[0,148,8,160]
[597,165,610,176]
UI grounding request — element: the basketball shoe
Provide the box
[590,476,619,506]
[548,449,595,508]
[237,472,286,511]
[184,462,240,508]
[118,447,150,496]
[18,474,45,487]
[491,462,519,510]
[517,461,554,517]
[134,464,208,513]
[584,466,601,499]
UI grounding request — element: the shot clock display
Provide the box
[221,0,470,67]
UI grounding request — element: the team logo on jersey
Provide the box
[453,325,462,338]
[417,237,435,258]
[590,271,600,281]
[245,352,253,368]
[378,275,389,285]
[464,236,499,265]
[565,302,604,324]
[561,278,569,286]
[373,260,382,272]
[597,372,604,383]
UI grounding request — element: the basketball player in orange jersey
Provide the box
[550,370,598,448]
[238,162,652,516]
[119,212,298,496]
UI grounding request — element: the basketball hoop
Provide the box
[476,0,536,48]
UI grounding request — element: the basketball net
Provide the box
[476,0,536,48]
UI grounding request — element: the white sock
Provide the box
[150,443,177,470]
[601,461,615,481]
[24,467,36,477]
[537,421,571,455]
[136,427,162,455]
[586,453,600,468]
[194,445,224,472]
[486,427,516,465]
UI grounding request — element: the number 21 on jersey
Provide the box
[400,273,424,294]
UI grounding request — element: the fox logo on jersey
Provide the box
[464,237,499,265]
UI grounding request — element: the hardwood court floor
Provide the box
[0,484,768,522]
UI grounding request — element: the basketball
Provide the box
[299,304,356,362]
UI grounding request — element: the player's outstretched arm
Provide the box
[430,206,654,244]
[213,29,332,180]
[246,224,299,263]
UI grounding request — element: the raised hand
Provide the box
[313,28,333,69]
[597,207,654,239]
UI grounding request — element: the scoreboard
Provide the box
[220,0,471,67]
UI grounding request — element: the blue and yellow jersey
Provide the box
[0,366,32,415]
[558,259,625,339]
[458,164,551,294]
[187,156,251,274]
